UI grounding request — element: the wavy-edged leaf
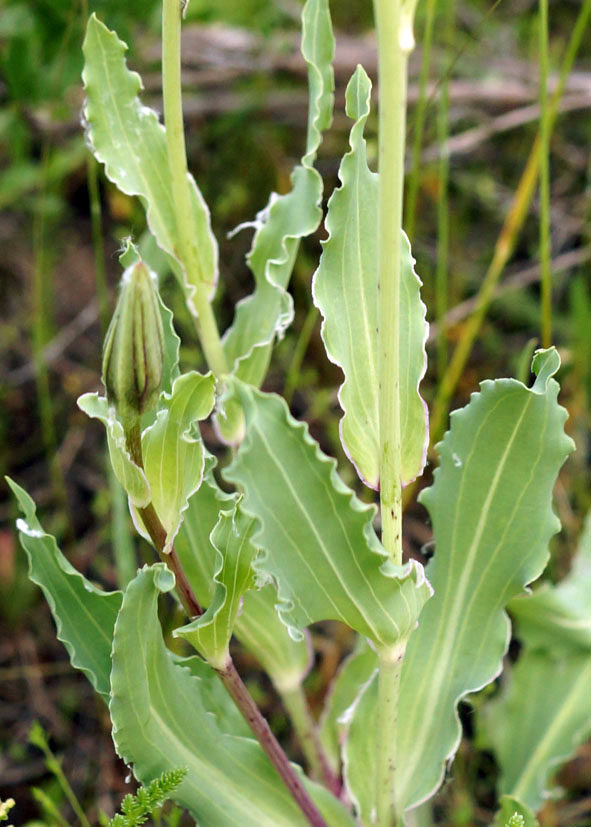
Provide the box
[174,471,313,690]
[175,655,251,738]
[508,512,591,654]
[388,348,574,811]
[8,479,122,699]
[81,373,214,552]
[110,565,355,826]
[235,587,313,692]
[78,393,151,507]
[219,0,334,422]
[342,669,378,823]
[484,649,591,812]
[224,381,432,650]
[319,637,376,772]
[481,513,591,811]
[174,503,257,667]
[82,15,218,306]
[134,371,215,551]
[174,468,232,607]
[312,65,428,489]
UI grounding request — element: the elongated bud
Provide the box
[102,260,164,427]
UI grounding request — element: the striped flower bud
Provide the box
[102,260,164,427]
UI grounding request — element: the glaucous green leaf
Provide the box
[388,348,574,811]
[312,65,428,489]
[174,470,313,691]
[82,15,218,304]
[174,503,257,668]
[219,0,334,423]
[493,796,539,827]
[236,587,313,693]
[224,381,432,650]
[134,371,215,551]
[81,372,215,553]
[110,565,355,826]
[78,393,151,507]
[8,479,123,699]
[175,655,251,738]
[484,649,591,812]
[508,512,591,654]
[174,467,232,607]
[319,637,376,772]
[342,669,378,823]
[480,513,591,811]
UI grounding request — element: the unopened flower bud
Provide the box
[102,260,164,426]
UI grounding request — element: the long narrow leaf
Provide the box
[219,0,334,412]
[82,16,218,305]
[8,479,122,699]
[174,471,313,690]
[482,513,591,810]
[174,503,257,667]
[224,381,432,650]
[485,650,591,811]
[312,65,428,488]
[343,349,573,813]
[80,372,215,552]
[508,512,591,654]
[109,565,355,826]
[393,348,574,810]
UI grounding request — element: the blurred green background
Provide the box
[1,0,590,823]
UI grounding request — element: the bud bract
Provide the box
[102,260,164,426]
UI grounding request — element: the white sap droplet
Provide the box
[125,773,132,784]
[452,452,463,468]
[16,519,44,539]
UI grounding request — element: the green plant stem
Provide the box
[32,788,70,827]
[405,0,436,241]
[32,729,91,827]
[284,306,319,405]
[374,0,411,569]
[109,466,137,589]
[281,684,342,797]
[539,0,552,348]
[374,0,416,823]
[124,421,327,827]
[32,143,73,541]
[427,0,591,451]
[86,155,110,336]
[161,0,228,378]
[375,644,406,827]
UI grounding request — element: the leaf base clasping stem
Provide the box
[125,421,328,827]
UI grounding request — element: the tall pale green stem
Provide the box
[161,0,228,378]
[375,0,411,569]
[538,0,552,347]
[376,644,406,826]
[373,0,416,823]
